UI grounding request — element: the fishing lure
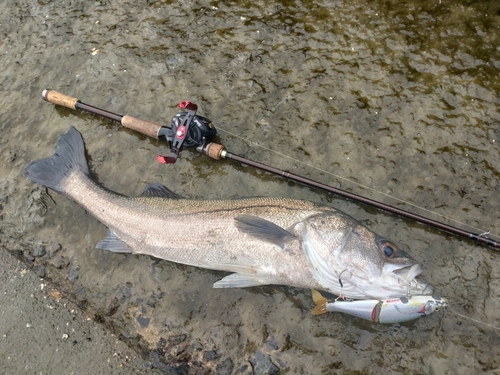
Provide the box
[311,290,448,323]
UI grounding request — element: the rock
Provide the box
[74,284,87,303]
[237,363,252,374]
[52,255,70,269]
[151,350,189,374]
[35,266,46,278]
[26,255,35,266]
[119,282,133,303]
[216,358,233,375]
[203,349,218,361]
[264,338,279,351]
[68,266,79,282]
[32,244,47,257]
[249,349,280,375]
[45,242,61,258]
[169,334,187,346]
[106,297,120,316]
[137,316,150,328]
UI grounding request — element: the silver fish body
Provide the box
[25,127,434,300]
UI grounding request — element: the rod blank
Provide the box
[42,89,500,250]
[213,149,500,249]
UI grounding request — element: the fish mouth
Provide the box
[390,263,422,278]
[331,262,435,300]
[388,263,435,296]
[419,283,435,295]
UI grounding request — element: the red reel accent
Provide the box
[179,101,198,111]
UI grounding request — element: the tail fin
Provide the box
[25,126,90,194]
[311,289,328,315]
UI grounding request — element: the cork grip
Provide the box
[203,143,225,160]
[42,89,79,109]
[121,115,162,139]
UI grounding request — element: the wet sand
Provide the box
[0,249,159,374]
[1,0,500,373]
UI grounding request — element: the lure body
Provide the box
[311,290,447,323]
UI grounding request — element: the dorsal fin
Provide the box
[234,215,296,249]
[139,183,183,199]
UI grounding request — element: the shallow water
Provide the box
[1,0,500,373]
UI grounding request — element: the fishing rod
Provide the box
[41,89,500,250]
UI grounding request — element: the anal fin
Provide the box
[96,230,133,253]
[213,273,274,288]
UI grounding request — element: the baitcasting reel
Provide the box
[157,101,217,164]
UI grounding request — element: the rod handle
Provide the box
[42,89,79,109]
[199,143,226,160]
[121,115,162,140]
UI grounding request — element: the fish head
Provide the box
[297,212,434,300]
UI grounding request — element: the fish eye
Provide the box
[379,241,398,258]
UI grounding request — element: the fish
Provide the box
[24,127,435,300]
[311,290,447,323]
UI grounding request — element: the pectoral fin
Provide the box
[234,215,296,249]
[311,289,328,315]
[96,230,133,253]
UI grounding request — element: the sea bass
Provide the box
[25,127,434,300]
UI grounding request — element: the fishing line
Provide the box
[216,126,500,240]
[448,305,500,331]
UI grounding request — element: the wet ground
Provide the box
[1,0,500,373]
[0,249,159,374]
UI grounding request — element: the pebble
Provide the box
[249,349,280,375]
